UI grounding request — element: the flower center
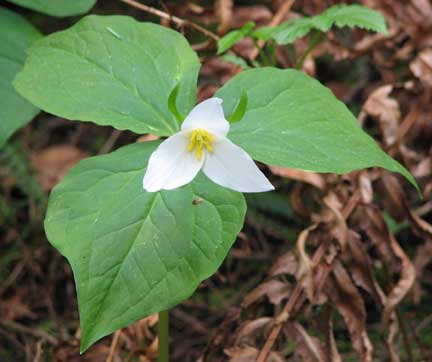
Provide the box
[187,128,214,160]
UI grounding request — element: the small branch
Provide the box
[106,330,121,362]
[120,0,219,41]
[0,321,58,346]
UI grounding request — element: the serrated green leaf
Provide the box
[14,16,200,137]
[0,6,42,147]
[44,141,246,351]
[216,68,417,190]
[256,4,388,45]
[6,0,96,17]
[217,21,255,54]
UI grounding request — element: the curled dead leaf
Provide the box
[363,85,401,145]
[284,321,327,362]
[243,280,291,307]
[326,260,373,362]
[410,49,432,88]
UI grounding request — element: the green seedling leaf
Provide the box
[217,21,255,54]
[216,68,418,191]
[221,54,251,69]
[168,83,185,123]
[44,141,246,352]
[14,16,200,137]
[255,4,388,44]
[6,0,96,17]
[227,90,248,123]
[0,6,42,147]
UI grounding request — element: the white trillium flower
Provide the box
[143,97,274,193]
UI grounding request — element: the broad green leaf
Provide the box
[217,21,255,54]
[14,16,200,137]
[0,6,41,147]
[216,68,417,189]
[254,4,388,44]
[45,141,246,351]
[6,0,96,17]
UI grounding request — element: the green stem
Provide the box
[158,310,169,362]
[252,39,271,66]
[295,31,325,70]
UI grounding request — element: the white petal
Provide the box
[181,97,230,136]
[143,131,203,192]
[202,136,274,193]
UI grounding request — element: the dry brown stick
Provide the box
[106,330,121,362]
[250,0,295,61]
[120,0,219,41]
[0,321,58,346]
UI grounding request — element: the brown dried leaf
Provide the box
[410,49,432,88]
[225,346,284,362]
[243,280,291,307]
[359,173,373,204]
[269,166,326,190]
[412,239,432,303]
[268,251,298,277]
[296,225,318,301]
[323,193,348,250]
[344,231,386,306]
[359,207,415,325]
[31,145,88,191]
[284,321,327,362]
[326,261,373,362]
[316,306,342,362]
[363,85,401,145]
[235,317,272,345]
[378,173,407,223]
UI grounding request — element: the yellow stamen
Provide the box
[187,129,214,160]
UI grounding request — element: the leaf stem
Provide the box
[252,39,271,66]
[295,31,325,70]
[158,310,169,362]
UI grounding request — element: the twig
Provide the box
[98,130,121,155]
[106,330,121,362]
[250,0,295,61]
[0,321,58,346]
[120,0,219,41]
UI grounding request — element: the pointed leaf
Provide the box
[14,16,200,136]
[0,6,42,147]
[44,141,246,351]
[215,68,417,190]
